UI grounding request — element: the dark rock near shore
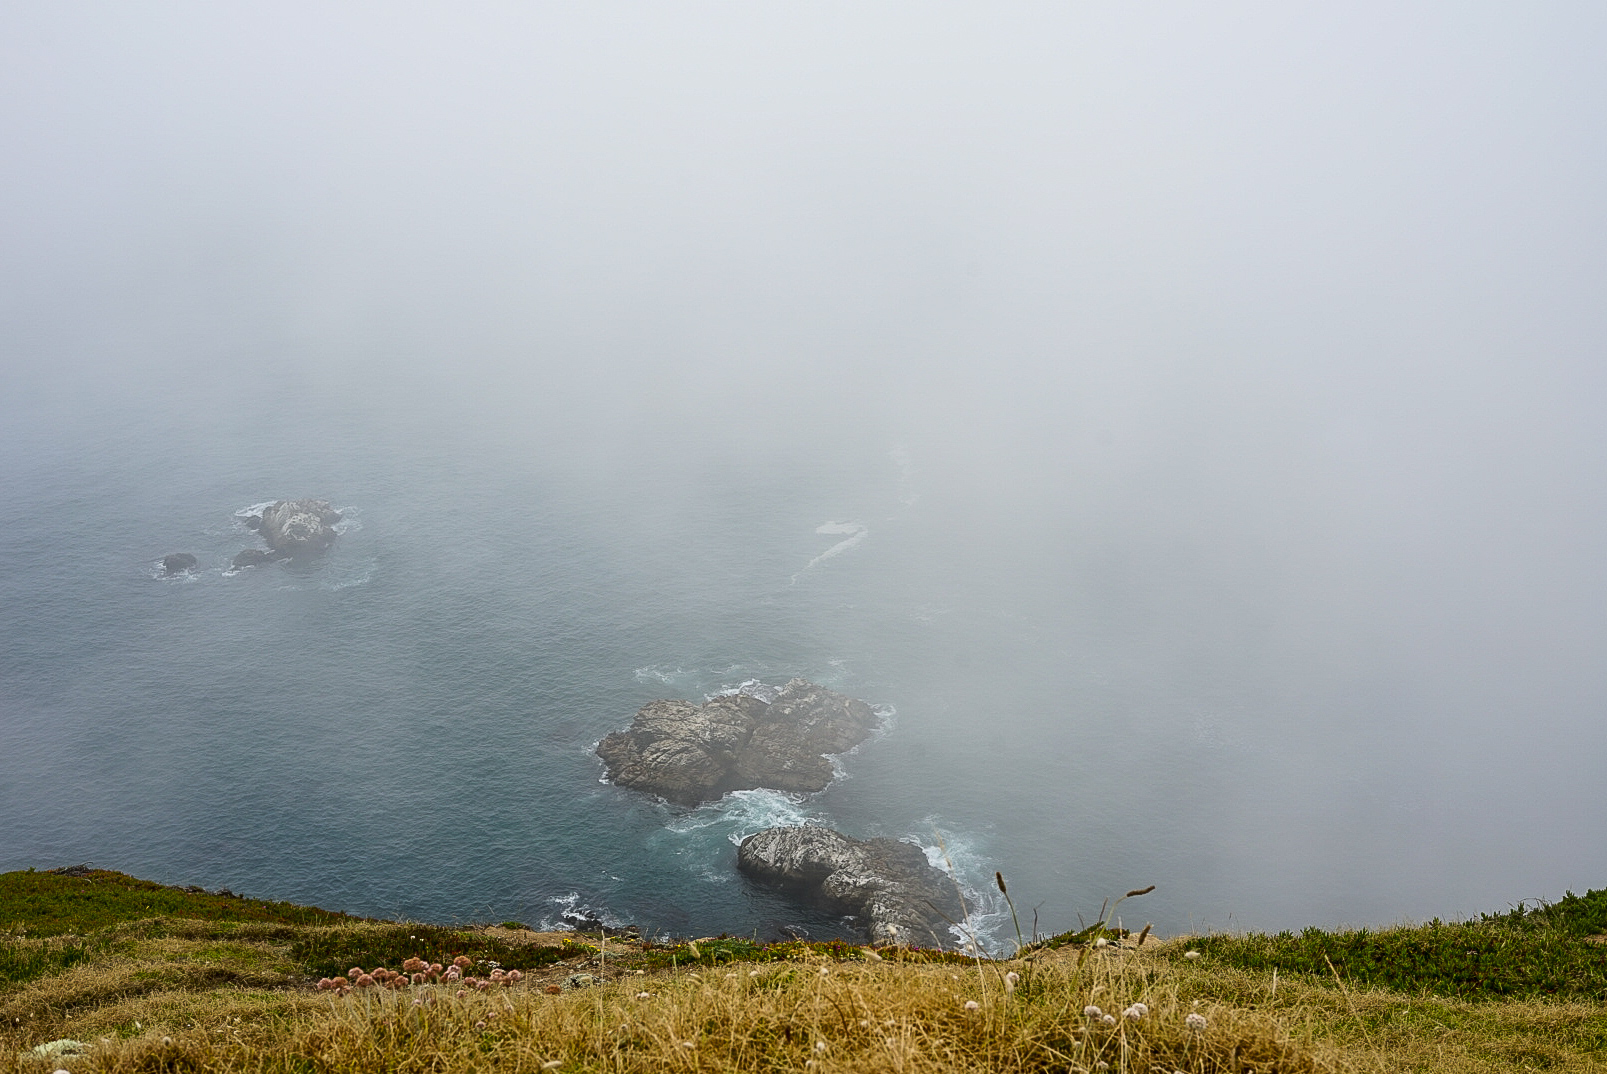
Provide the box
[259,499,342,556]
[161,553,198,574]
[595,679,879,806]
[737,825,963,947]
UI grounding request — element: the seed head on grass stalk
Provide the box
[996,871,1026,956]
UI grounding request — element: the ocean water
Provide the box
[2,385,1603,951]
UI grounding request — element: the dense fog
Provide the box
[3,4,1605,934]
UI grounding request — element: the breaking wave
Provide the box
[539,892,632,932]
[917,822,1011,956]
[665,788,819,846]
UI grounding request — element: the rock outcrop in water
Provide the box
[232,499,342,567]
[161,553,197,574]
[737,825,962,947]
[257,500,342,556]
[595,680,879,806]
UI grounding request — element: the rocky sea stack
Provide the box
[595,679,879,806]
[737,825,963,947]
[232,499,342,568]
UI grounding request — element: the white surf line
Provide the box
[790,521,867,585]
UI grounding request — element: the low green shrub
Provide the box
[1481,886,1607,937]
[634,936,975,972]
[289,924,588,978]
[1179,903,1607,1000]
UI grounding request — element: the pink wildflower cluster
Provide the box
[315,954,524,996]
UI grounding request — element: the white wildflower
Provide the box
[1004,970,1020,992]
[1184,950,1200,960]
[1101,1013,1117,1026]
[1186,1012,1208,1033]
[1083,1005,1103,1018]
[963,1000,980,1011]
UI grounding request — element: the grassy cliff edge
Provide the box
[3,867,1605,1073]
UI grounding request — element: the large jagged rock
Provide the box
[737,825,963,948]
[231,500,342,567]
[257,500,342,556]
[595,680,879,806]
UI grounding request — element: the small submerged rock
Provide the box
[595,679,880,806]
[737,825,963,948]
[231,548,283,569]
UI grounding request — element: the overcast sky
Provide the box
[4,4,1602,424]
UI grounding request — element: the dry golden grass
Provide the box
[1,930,312,1048]
[27,948,1330,1074]
[1147,939,1607,1074]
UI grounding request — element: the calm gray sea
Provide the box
[2,384,1602,949]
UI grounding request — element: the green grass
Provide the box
[0,868,357,937]
[0,933,110,988]
[1173,888,1607,1000]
